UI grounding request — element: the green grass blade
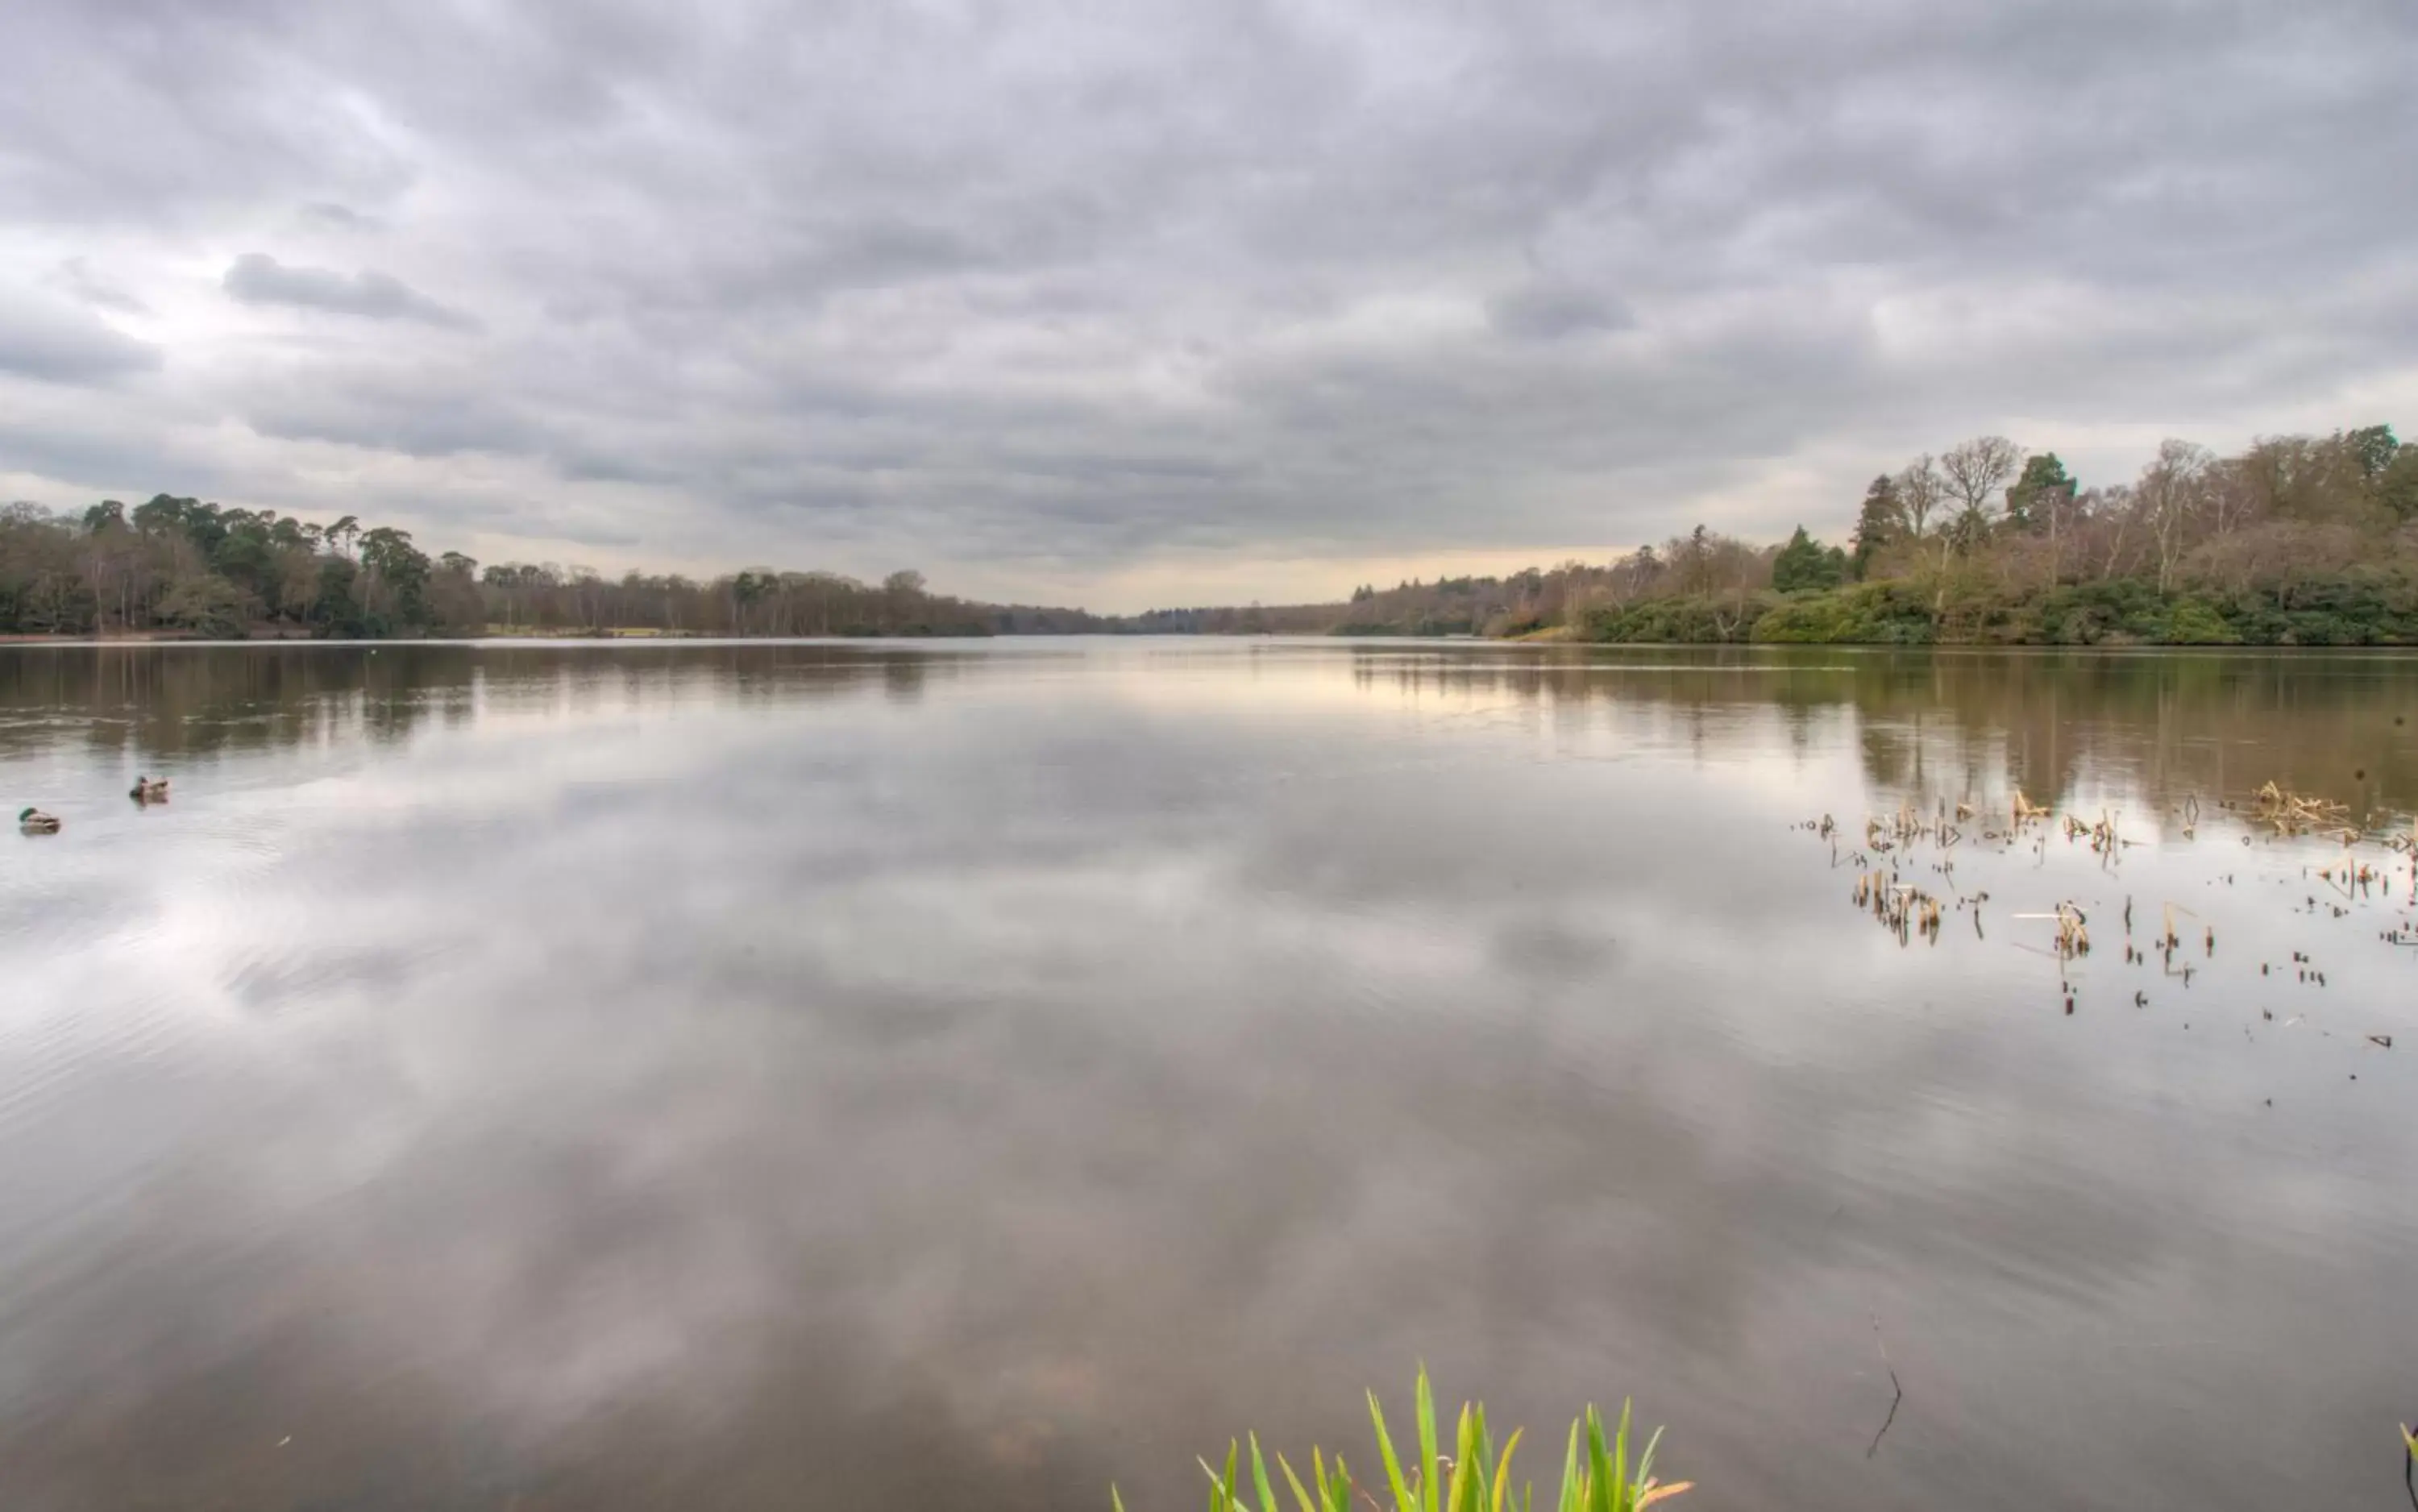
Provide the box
[1634,1423,1662,1494]
[1465,1403,1493,1512]
[1416,1368,1440,1512]
[1490,1427,1524,1512]
[1626,1406,1644,1512]
[1445,1402,1475,1512]
[1124,1377,1681,1512]
[1250,1432,1278,1512]
[1278,1451,1320,1512]
[1370,1389,1419,1512]
[1567,1412,1586,1509]
[1585,1406,1613,1512]
[1475,1405,1494,1489]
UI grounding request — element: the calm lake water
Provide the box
[3,640,2416,1511]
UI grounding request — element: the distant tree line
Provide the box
[17,422,2417,645]
[0,495,1103,638]
[1142,424,2418,646]
[469,563,1102,637]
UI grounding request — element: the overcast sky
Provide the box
[4,2,2416,610]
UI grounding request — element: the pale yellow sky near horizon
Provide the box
[976,545,1627,616]
[425,533,1628,617]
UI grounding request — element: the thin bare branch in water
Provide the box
[1866,1315,1904,1460]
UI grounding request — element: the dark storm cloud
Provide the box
[222,254,482,331]
[3,0,2416,596]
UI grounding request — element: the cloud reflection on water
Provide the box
[0,642,2414,1511]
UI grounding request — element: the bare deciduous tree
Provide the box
[2079,484,2138,580]
[1602,546,1661,613]
[1940,436,2023,542]
[2200,459,2259,541]
[1896,456,1945,540]
[2137,439,2213,593]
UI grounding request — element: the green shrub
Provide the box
[1581,569,2418,645]
[1585,593,1774,643]
[2161,598,2239,644]
[1751,582,1936,643]
[156,573,252,638]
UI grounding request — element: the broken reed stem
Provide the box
[1867,1315,1904,1460]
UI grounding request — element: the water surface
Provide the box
[3,641,2416,1511]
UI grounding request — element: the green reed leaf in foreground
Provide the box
[1277,1448,1319,1512]
[1249,1433,1278,1512]
[1370,1386,1417,1512]
[1126,1367,1689,1512]
[1416,1367,1440,1512]
[1489,1427,1524,1512]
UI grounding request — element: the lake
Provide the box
[2,640,2415,1511]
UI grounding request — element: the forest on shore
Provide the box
[0,496,1103,639]
[7,422,2417,644]
[1154,423,2418,645]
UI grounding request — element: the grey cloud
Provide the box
[301,201,375,228]
[3,0,2417,595]
[1489,278,1633,341]
[44,256,151,315]
[245,399,526,458]
[0,406,231,499]
[223,253,482,331]
[558,451,683,486]
[0,290,162,385]
[240,366,538,456]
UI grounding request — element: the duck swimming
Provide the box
[129,775,169,802]
[19,807,61,833]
